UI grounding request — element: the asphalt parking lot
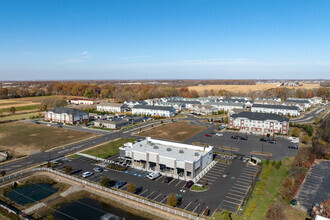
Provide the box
[55,154,259,216]
[297,160,330,211]
[184,126,298,160]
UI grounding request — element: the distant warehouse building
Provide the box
[132,105,175,117]
[45,107,89,125]
[68,98,95,105]
[251,104,300,116]
[119,137,213,180]
[96,103,127,113]
[228,112,289,134]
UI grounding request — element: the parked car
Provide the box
[81,171,93,178]
[147,172,161,180]
[134,186,143,194]
[288,145,298,149]
[215,133,223,136]
[185,180,194,188]
[291,139,299,144]
[164,177,173,183]
[47,124,52,127]
[204,134,212,137]
[259,138,267,142]
[114,181,126,189]
[240,136,248,140]
[35,121,41,124]
[268,140,276,144]
[231,135,239,139]
[93,167,103,172]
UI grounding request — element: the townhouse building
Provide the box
[96,103,127,113]
[132,105,175,117]
[68,98,95,105]
[251,104,300,116]
[45,107,89,125]
[228,112,289,134]
[190,104,218,115]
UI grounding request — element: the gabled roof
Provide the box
[48,107,87,115]
[133,105,175,111]
[204,101,245,107]
[98,103,127,107]
[252,104,299,110]
[230,111,289,122]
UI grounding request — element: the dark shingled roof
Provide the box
[133,105,175,111]
[252,104,299,110]
[49,107,87,115]
[230,111,289,122]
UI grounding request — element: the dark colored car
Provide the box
[134,186,143,194]
[240,136,248,140]
[288,145,298,149]
[204,134,212,137]
[114,181,126,189]
[185,180,194,188]
[164,177,173,183]
[210,132,216,135]
[35,121,41,124]
[231,135,239,139]
[259,138,267,142]
[268,140,276,144]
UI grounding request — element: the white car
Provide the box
[215,133,223,136]
[147,172,161,180]
[81,171,93,178]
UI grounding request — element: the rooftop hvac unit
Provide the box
[153,146,159,149]
[179,150,184,154]
[194,152,200,157]
[166,148,172,152]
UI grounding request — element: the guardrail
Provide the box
[0,168,204,220]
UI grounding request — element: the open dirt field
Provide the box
[140,122,206,142]
[188,83,321,93]
[0,122,95,157]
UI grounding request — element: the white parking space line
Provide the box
[168,180,175,185]
[207,170,221,175]
[175,180,182,187]
[160,196,168,203]
[232,186,248,193]
[200,206,209,215]
[146,191,155,198]
[240,173,254,178]
[227,192,244,198]
[202,178,216,183]
[223,200,241,206]
[203,175,219,180]
[235,180,251,185]
[229,189,246,195]
[155,177,163,182]
[153,193,162,201]
[184,201,192,210]
[226,196,243,203]
[192,203,200,213]
[234,184,249,190]
[140,189,148,196]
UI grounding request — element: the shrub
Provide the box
[167,193,178,207]
[266,201,286,220]
[100,176,111,187]
[272,160,276,166]
[65,165,72,174]
[126,182,135,193]
[265,159,270,165]
[303,124,314,136]
[218,211,232,220]
[302,135,310,144]
[292,128,300,137]
[107,164,127,171]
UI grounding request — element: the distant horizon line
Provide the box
[0,78,328,82]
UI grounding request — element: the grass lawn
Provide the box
[191,185,208,191]
[0,104,40,113]
[0,112,43,121]
[0,122,95,157]
[81,138,136,159]
[140,122,206,142]
[216,157,294,220]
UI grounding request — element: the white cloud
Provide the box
[64,51,92,64]
[123,55,151,59]
[20,51,35,56]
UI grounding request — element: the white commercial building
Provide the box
[132,105,175,117]
[119,137,213,180]
[68,98,95,105]
[45,107,89,125]
[251,104,300,116]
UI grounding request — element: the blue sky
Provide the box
[0,0,330,80]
